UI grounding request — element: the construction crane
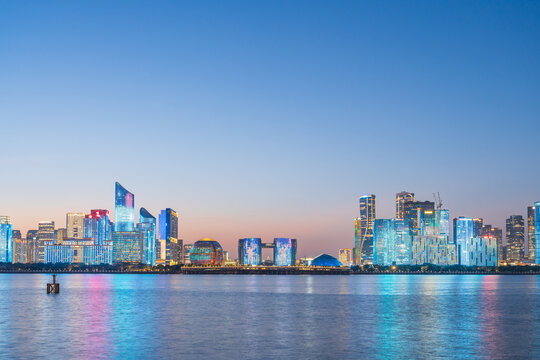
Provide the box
[433,192,443,210]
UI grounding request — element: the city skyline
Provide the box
[1,1,540,256]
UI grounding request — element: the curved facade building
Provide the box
[189,238,223,266]
[310,254,343,267]
[115,182,135,231]
[139,207,156,266]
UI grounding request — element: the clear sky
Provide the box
[1,1,539,258]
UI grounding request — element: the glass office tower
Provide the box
[273,238,297,266]
[238,238,262,266]
[139,207,156,266]
[527,206,535,261]
[506,215,525,263]
[115,182,135,231]
[373,218,410,266]
[395,191,414,219]
[356,195,376,265]
[454,217,474,266]
[84,210,112,245]
[0,216,13,263]
[158,208,181,265]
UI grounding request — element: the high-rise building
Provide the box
[527,206,535,261]
[115,182,135,231]
[66,212,85,239]
[273,238,297,266]
[403,201,435,236]
[355,195,376,265]
[84,210,112,245]
[12,230,24,263]
[396,191,414,219]
[466,236,498,266]
[454,217,474,266]
[0,216,13,263]
[158,208,181,265]
[112,231,142,263]
[238,238,262,266]
[506,215,525,263]
[411,235,457,265]
[37,221,55,263]
[338,248,353,266]
[373,219,411,266]
[55,228,67,244]
[25,230,38,263]
[139,207,156,266]
[481,225,504,264]
[436,209,450,236]
[473,218,484,237]
[535,202,540,264]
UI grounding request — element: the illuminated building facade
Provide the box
[112,231,142,263]
[436,210,450,236]
[527,206,535,261]
[274,238,297,266]
[26,230,38,263]
[454,217,474,266]
[411,235,457,265]
[238,238,262,266]
[115,182,135,231]
[138,207,156,266]
[338,248,353,266]
[158,208,182,265]
[480,225,504,264]
[403,201,435,237]
[12,230,24,263]
[534,201,540,265]
[396,191,414,219]
[473,218,484,237]
[373,219,411,266]
[37,221,55,263]
[0,216,13,263]
[506,215,525,263]
[311,254,342,267]
[466,236,498,266]
[189,238,224,266]
[66,212,85,239]
[84,210,112,245]
[44,239,113,265]
[356,195,376,265]
[55,228,66,244]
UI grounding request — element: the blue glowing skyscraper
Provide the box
[373,219,411,266]
[84,209,112,245]
[139,207,156,266]
[238,238,261,266]
[355,195,376,265]
[0,216,13,263]
[115,182,135,232]
[454,217,474,265]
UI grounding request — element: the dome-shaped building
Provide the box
[310,254,343,267]
[189,238,224,266]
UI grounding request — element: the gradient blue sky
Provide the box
[1,1,539,258]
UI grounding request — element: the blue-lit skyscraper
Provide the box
[238,238,261,266]
[0,216,13,263]
[436,210,450,237]
[454,217,474,265]
[158,208,181,264]
[84,209,112,245]
[355,195,376,265]
[373,219,411,266]
[139,207,156,266]
[535,201,540,264]
[115,182,135,231]
[273,238,297,266]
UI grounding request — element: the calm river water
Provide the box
[0,274,539,359]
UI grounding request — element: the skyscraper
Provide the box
[506,215,525,263]
[396,191,414,219]
[115,182,135,231]
[12,230,24,263]
[338,248,353,266]
[535,201,540,264]
[473,218,484,237]
[454,217,474,266]
[37,221,55,263]
[527,206,535,261]
[481,225,504,264]
[0,216,13,263]
[403,201,435,236]
[158,208,181,265]
[139,207,156,266]
[373,218,411,266]
[26,230,38,263]
[84,210,112,245]
[356,195,376,265]
[66,212,85,239]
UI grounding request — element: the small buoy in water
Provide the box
[47,274,60,294]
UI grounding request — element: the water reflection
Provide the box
[0,274,539,359]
